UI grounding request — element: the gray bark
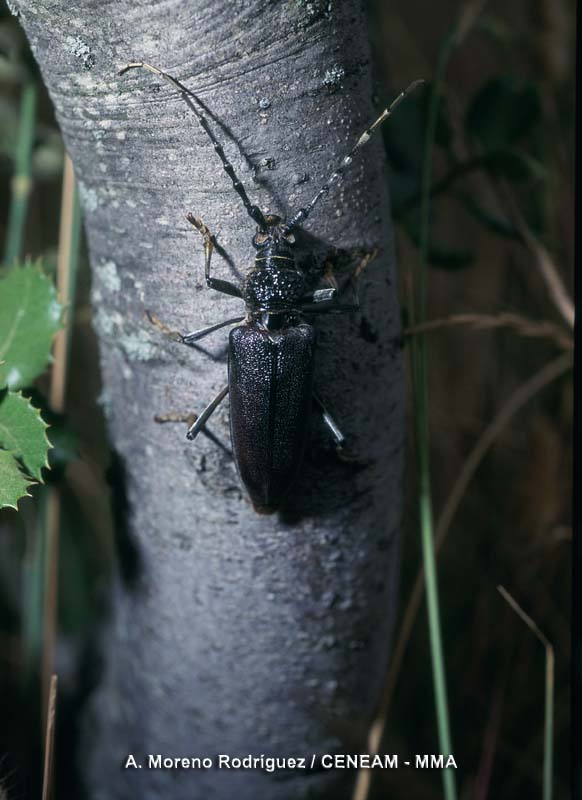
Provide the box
[15,1,404,798]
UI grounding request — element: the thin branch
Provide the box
[405,312,572,350]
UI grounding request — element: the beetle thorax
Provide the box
[243,258,305,311]
[244,215,304,311]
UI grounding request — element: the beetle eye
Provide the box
[284,233,296,244]
[253,232,269,246]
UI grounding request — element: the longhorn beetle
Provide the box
[120,62,422,514]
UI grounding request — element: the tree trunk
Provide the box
[15,1,405,797]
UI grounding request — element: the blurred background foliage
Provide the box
[0,0,574,798]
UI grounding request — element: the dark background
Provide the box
[0,0,574,798]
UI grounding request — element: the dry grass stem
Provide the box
[497,586,555,800]
[405,312,572,350]
[499,182,574,330]
[41,489,60,731]
[42,154,77,723]
[50,156,77,413]
[497,586,552,648]
[41,674,58,800]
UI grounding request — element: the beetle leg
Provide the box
[344,248,378,307]
[187,385,229,441]
[300,249,375,312]
[300,247,376,313]
[300,287,338,304]
[312,393,346,450]
[146,310,243,347]
[154,410,231,455]
[182,316,244,343]
[187,214,243,299]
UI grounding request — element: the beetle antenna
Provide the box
[283,79,425,233]
[119,61,268,232]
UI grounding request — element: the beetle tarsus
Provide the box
[187,214,244,299]
[155,411,198,426]
[145,309,183,342]
[353,248,378,281]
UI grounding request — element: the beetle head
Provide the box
[252,214,296,253]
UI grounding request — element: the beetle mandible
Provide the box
[120,62,422,514]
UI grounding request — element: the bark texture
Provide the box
[15,1,405,798]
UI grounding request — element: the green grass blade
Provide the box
[22,486,48,688]
[412,27,459,800]
[4,81,38,266]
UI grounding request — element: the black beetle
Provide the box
[120,62,422,513]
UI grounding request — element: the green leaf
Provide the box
[403,215,476,270]
[0,447,33,510]
[455,191,521,240]
[466,76,541,149]
[0,261,63,389]
[480,148,547,182]
[0,389,51,480]
[23,389,80,472]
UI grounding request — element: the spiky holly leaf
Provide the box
[0,389,51,480]
[0,448,34,510]
[0,261,63,389]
